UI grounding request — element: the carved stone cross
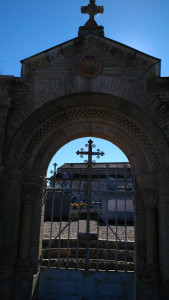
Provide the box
[81,0,104,21]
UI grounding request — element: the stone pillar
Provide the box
[15,182,39,277]
[0,96,11,168]
[0,169,21,281]
[12,176,44,300]
[136,175,161,282]
[143,190,161,281]
[0,97,11,271]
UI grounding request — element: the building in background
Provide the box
[45,162,134,222]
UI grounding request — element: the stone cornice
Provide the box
[22,35,160,79]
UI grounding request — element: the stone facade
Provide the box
[0,32,169,299]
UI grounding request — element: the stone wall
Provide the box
[0,34,169,299]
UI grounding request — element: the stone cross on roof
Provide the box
[81,0,104,21]
[79,0,104,37]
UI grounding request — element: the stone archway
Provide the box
[9,93,165,173]
[1,92,168,299]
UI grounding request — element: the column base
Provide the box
[143,264,161,282]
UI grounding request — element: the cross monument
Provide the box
[81,0,104,21]
[76,139,104,166]
[79,0,104,37]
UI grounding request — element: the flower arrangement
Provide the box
[71,210,79,221]
[72,203,79,209]
[80,202,86,208]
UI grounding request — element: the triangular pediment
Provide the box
[21,34,161,78]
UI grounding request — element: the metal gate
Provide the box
[39,140,134,299]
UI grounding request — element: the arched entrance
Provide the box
[2,92,168,299]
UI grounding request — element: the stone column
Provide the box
[15,182,39,277]
[0,96,11,168]
[143,190,161,281]
[136,175,161,281]
[0,169,21,281]
[0,97,11,246]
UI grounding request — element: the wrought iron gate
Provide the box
[39,140,134,299]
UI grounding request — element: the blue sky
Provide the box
[1,0,169,77]
[47,138,128,175]
[1,0,169,174]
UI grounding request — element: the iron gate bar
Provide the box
[90,201,134,259]
[106,165,109,271]
[75,204,80,270]
[43,158,134,272]
[43,223,133,271]
[43,212,79,254]
[57,190,64,268]
[43,198,134,270]
[115,191,118,270]
[96,203,99,271]
[66,190,71,269]
[76,168,82,270]
[48,187,55,267]
[106,191,109,271]
[124,166,129,272]
[96,170,101,272]
[85,143,91,271]
[68,175,75,269]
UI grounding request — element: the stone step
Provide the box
[43,238,134,251]
[41,258,135,271]
[43,248,134,262]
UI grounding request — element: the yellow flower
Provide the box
[72,203,79,208]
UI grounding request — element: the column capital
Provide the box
[21,175,43,204]
[22,174,44,184]
[136,174,158,189]
[143,190,158,208]
[21,182,39,204]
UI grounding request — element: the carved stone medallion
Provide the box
[77,55,102,78]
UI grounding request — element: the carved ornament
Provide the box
[143,190,158,208]
[136,175,157,189]
[25,36,157,78]
[21,183,39,204]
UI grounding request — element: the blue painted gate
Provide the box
[39,268,134,300]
